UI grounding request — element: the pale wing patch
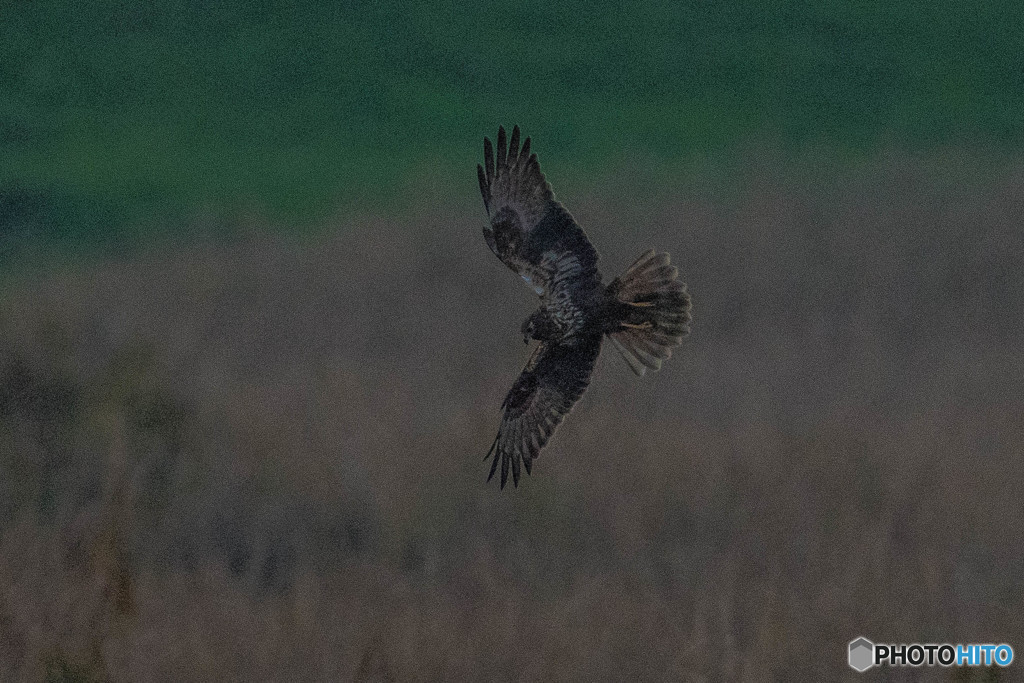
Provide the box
[521,274,546,295]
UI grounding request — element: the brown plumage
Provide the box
[478,125,692,489]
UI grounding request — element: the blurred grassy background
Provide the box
[1,163,1022,679]
[2,1,1024,681]
[3,0,1024,244]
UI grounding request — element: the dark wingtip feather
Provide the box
[497,126,507,171]
[484,431,499,462]
[509,126,521,165]
[484,136,494,185]
[486,432,500,483]
[511,452,521,487]
[520,136,531,161]
[527,153,540,181]
[523,456,532,475]
[500,448,510,489]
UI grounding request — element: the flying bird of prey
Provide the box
[478,125,692,489]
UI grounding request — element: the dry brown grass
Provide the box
[1,154,1023,681]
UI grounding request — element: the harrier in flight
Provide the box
[478,125,692,489]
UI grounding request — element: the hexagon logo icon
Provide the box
[849,637,874,672]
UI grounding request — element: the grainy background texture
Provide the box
[2,1,1023,681]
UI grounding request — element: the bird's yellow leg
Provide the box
[623,300,655,307]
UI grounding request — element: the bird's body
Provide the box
[478,125,692,488]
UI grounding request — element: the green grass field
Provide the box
[3,0,1024,241]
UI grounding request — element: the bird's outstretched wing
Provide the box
[477,125,601,300]
[485,334,602,489]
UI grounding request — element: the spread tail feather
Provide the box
[607,249,692,376]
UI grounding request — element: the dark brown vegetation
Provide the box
[1,154,1022,681]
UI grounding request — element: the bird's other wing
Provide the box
[478,125,601,298]
[485,334,603,489]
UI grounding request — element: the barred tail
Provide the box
[606,249,692,376]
